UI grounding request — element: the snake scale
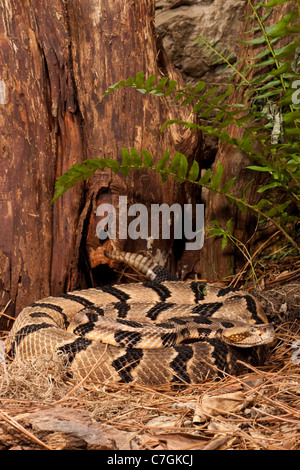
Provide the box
[5,251,275,386]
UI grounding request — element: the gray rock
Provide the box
[156,0,246,83]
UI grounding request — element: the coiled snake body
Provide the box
[5,251,274,386]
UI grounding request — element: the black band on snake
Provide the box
[5,251,275,386]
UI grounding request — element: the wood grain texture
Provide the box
[0,0,202,325]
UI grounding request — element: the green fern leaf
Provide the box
[209,163,224,190]
[198,168,212,185]
[145,74,156,89]
[267,10,299,38]
[156,149,171,172]
[257,181,283,192]
[133,71,146,89]
[130,147,143,167]
[240,35,266,45]
[264,0,293,6]
[222,234,228,250]
[120,148,131,177]
[188,160,200,181]
[176,153,189,180]
[221,177,236,194]
[166,153,181,174]
[141,150,154,168]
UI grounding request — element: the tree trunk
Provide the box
[197,0,296,281]
[0,0,202,325]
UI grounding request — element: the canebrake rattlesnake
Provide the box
[5,251,274,386]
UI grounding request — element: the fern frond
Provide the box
[194,35,250,85]
[51,147,299,253]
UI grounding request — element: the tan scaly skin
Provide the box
[5,251,275,386]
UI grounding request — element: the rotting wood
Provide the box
[0,0,202,324]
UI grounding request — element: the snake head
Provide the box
[222,323,275,348]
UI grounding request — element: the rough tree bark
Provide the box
[0,0,202,325]
[197,0,297,281]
